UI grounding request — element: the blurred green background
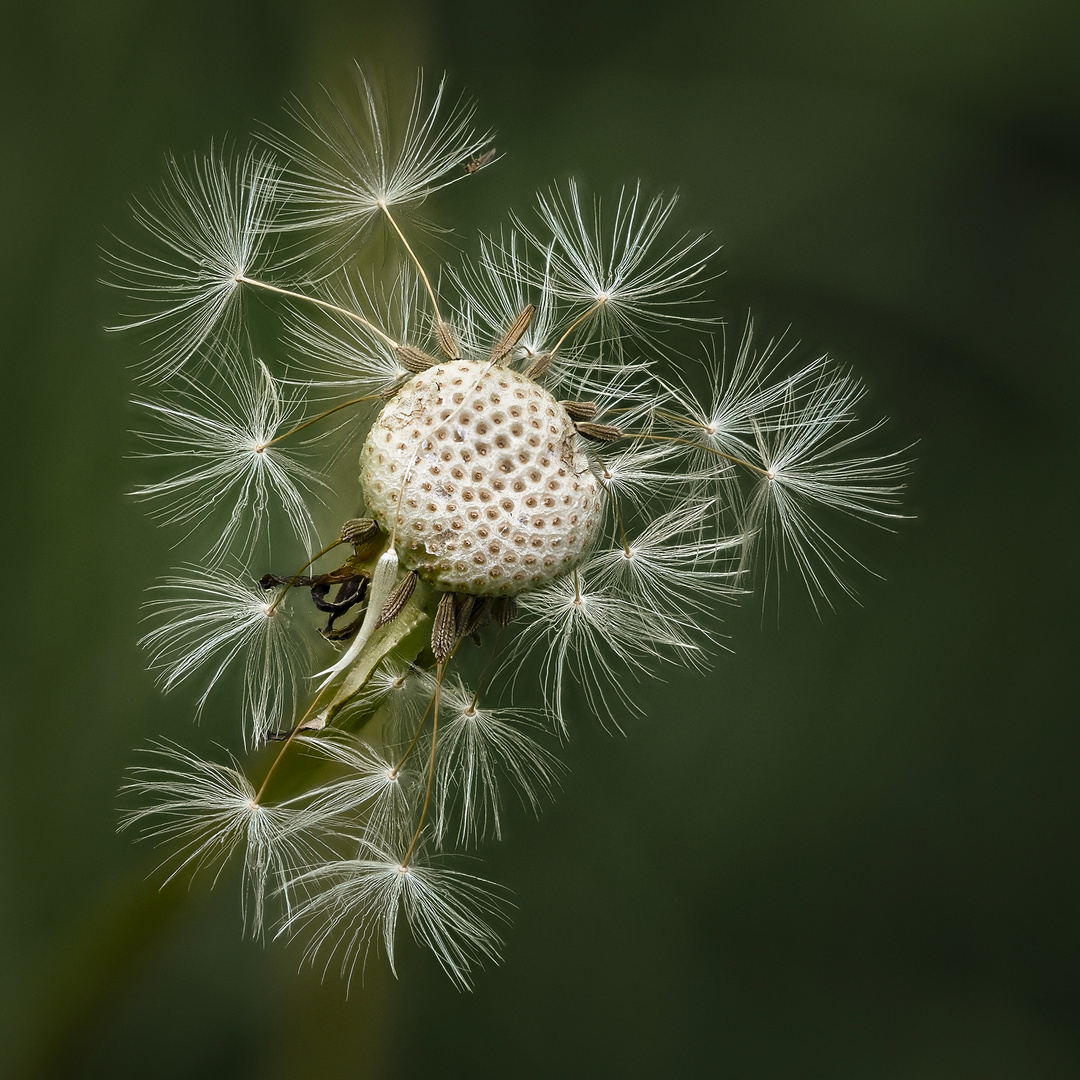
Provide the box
[2,1,1078,1076]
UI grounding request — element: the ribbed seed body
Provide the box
[360,359,604,596]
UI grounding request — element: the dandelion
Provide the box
[140,567,315,744]
[526,180,714,336]
[298,733,419,850]
[113,69,910,988]
[132,346,322,564]
[120,742,326,932]
[107,148,283,380]
[282,845,509,991]
[264,68,493,254]
[432,676,561,845]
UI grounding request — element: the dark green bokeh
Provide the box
[2,1,1078,1076]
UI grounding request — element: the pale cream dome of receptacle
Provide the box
[360,359,604,596]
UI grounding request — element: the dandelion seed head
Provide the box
[114,67,910,991]
[360,358,605,596]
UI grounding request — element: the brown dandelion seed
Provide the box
[489,305,535,364]
[561,400,598,423]
[374,570,418,629]
[396,344,439,373]
[575,422,624,444]
[431,591,458,661]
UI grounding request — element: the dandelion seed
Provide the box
[522,180,714,346]
[133,348,321,563]
[107,148,282,380]
[589,440,694,507]
[447,229,560,363]
[738,362,912,608]
[298,733,418,850]
[284,269,421,393]
[121,742,324,932]
[282,845,508,991]
[265,67,492,250]
[587,500,742,635]
[664,322,799,461]
[332,659,436,748]
[140,568,315,745]
[514,571,668,731]
[433,676,561,845]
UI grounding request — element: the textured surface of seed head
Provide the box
[359,359,604,596]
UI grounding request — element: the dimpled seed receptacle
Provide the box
[360,359,605,596]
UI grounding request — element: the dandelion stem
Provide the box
[253,680,336,803]
[235,275,400,349]
[466,632,505,714]
[393,688,439,776]
[591,448,632,556]
[549,299,603,358]
[651,407,713,431]
[401,658,446,868]
[631,431,771,477]
[259,394,382,449]
[377,203,446,333]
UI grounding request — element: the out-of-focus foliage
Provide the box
[1,1,1077,1077]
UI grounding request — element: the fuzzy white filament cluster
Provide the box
[111,67,909,991]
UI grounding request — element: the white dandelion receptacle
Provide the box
[112,68,909,989]
[360,359,604,596]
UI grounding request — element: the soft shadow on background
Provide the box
[2,1,1078,1076]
